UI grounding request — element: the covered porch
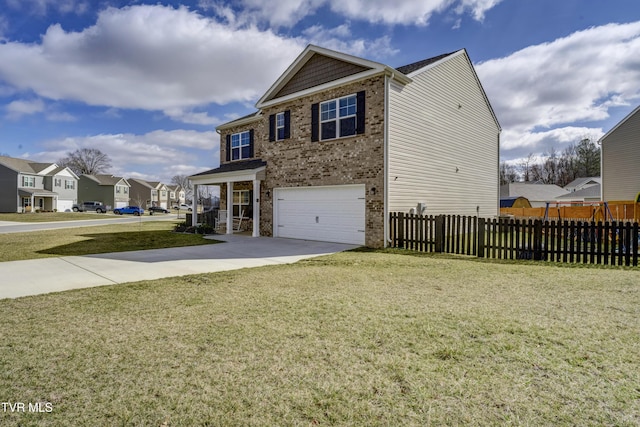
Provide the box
[189,160,266,237]
[18,189,58,213]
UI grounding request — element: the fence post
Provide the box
[435,215,445,253]
[477,217,485,258]
[397,212,405,249]
[534,220,543,260]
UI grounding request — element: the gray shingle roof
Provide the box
[191,159,267,177]
[396,51,458,75]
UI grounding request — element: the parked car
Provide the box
[148,206,169,214]
[72,201,107,213]
[113,206,144,216]
[173,203,192,211]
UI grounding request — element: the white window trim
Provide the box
[233,190,250,217]
[22,176,36,188]
[320,94,357,141]
[231,131,251,161]
[276,112,285,141]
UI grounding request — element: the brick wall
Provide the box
[219,75,387,247]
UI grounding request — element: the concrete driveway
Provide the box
[0,234,358,299]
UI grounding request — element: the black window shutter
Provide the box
[268,114,275,142]
[249,129,254,158]
[284,110,291,139]
[311,103,319,142]
[356,91,366,134]
[225,134,231,162]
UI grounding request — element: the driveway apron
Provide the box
[0,235,357,299]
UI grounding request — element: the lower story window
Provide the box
[22,197,31,207]
[233,190,252,218]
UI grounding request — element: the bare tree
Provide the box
[58,148,112,175]
[499,161,519,185]
[519,153,536,182]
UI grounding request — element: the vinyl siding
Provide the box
[601,109,640,201]
[387,51,499,217]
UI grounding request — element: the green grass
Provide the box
[0,222,219,261]
[0,212,110,222]
[1,251,638,426]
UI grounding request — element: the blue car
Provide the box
[113,206,144,216]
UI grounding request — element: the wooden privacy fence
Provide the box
[389,212,640,267]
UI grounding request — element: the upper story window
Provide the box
[269,111,290,141]
[54,178,62,187]
[65,180,75,190]
[22,176,35,188]
[170,192,175,199]
[226,130,254,161]
[311,91,365,142]
[161,190,167,197]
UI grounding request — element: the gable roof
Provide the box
[556,184,601,200]
[396,51,458,75]
[0,155,51,174]
[83,174,130,186]
[599,104,640,143]
[564,177,601,192]
[501,182,569,201]
[256,44,411,109]
[129,178,154,189]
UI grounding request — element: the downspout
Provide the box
[383,74,391,247]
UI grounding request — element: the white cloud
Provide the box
[0,5,305,116]
[202,0,502,28]
[6,0,88,15]
[5,99,44,119]
[302,24,398,59]
[30,129,220,183]
[476,21,640,159]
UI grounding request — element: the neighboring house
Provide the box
[190,44,501,247]
[78,175,131,210]
[555,184,601,204]
[166,185,186,207]
[500,182,569,208]
[0,155,78,213]
[128,178,155,208]
[563,177,601,193]
[599,105,640,202]
[147,181,169,208]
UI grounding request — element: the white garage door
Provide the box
[274,184,366,245]
[57,199,74,212]
[115,201,127,209]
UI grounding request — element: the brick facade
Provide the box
[219,75,387,247]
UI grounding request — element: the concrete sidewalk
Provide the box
[0,235,357,299]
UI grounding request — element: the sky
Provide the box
[0,0,639,184]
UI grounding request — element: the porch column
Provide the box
[226,181,234,234]
[30,194,35,213]
[252,179,260,237]
[192,184,198,227]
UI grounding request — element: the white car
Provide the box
[173,203,192,211]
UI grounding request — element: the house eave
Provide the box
[257,68,410,109]
[189,166,267,184]
[216,113,262,132]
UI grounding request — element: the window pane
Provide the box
[340,117,356,136]
[232,147,240,160]
[321,101,336,121]
[241,145,251,159]
[339,95,356,117]
[321,121,336,140]
[277,127,285,140]
[231,134,240,147]
[276,113,284,127]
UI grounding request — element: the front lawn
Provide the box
[0,252,638,426]
[0,212,109,222]
[0,222,219,261]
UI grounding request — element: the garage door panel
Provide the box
[274,185,365,245]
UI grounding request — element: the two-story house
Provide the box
[128,179,171,208]
[0,155,78,213]
[78,174,131,210]
[190,45,500,247]
[166,184,186,207]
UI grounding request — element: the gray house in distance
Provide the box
[78,174,131,210]
[0,155,78,213]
